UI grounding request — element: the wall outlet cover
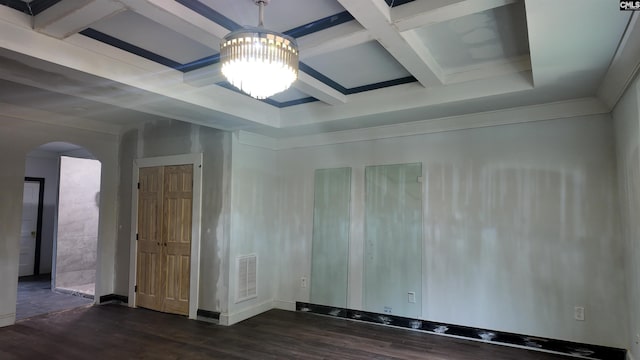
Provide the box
[574,306,585,321]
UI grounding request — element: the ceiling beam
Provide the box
[183,63,224,87]
[183,64,347,105]
[280,71,533,127]
[118,0,221,48]
[133,0,228,41]
[392,0,517,32]
[337,0,444,87]
[295,71,348,105]
[34,0,126,39]
[297,21,372,59]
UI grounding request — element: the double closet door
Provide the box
[136,164,193,316]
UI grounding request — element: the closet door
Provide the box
[136,164,193,315]
[161,165,193,315]
[136,166,164,311]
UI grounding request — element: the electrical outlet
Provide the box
[301,277,307,288]
[408,291,416,303]
[574,306,585,321]
[383,306,392,314]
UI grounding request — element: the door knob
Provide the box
[30,231,36,238]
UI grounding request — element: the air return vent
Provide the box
[236,254,257,303]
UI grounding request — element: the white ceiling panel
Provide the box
[199,0,347,33]
[413,2,529,72]
[91,10,217,65]
[303,41,412,89]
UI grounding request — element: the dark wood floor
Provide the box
[0,304,573,359]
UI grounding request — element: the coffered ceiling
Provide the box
[0,0,635,137]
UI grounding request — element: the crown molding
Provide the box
[598,12,640,110]
[238,97,608,150]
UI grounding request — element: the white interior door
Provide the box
[19,181,40,277]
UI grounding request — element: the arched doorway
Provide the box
[17,142,102,320]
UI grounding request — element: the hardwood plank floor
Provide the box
[0,304,573,359]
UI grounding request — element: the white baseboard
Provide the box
[272,300,296,311]
[0,313,15,327]
[219,300,274,326]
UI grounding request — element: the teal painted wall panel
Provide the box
[310,167,351,308]
[364,163,422,317]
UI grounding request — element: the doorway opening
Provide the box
[17,142,101,320]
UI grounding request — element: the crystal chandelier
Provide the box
[220,0,299,99]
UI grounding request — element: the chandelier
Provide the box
[220,0,299,99]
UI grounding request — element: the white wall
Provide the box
[24,152,59,274]
[274,114,625,348]
[225,134,279,324]
[0,115,119,327]
[613,75,640,358]
[115,120,231,314]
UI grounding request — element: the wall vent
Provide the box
[236,254,257,303]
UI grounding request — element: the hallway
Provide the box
[16,275,93,321]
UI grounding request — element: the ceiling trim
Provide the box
[175,0,241,31]
[284,11,354,38]
[24,0,58,15]
[295,70,347,105]
[298,62,417,95]
[80,28,183,69]
[0,0,30,14]
[385,0,415,7]
[598,12,640,110]
[215,82,319,108]
[240,97,608,150]
[0,101,122,135]
[0,0,59,16]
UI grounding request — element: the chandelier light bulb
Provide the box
[220,1,299,99]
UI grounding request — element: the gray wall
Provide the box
[55,156,101,292]
[275,114,625,348]
[24,153,60,274]
[613,75,640,357]
[226,134,278,323]
[115,120,231,313]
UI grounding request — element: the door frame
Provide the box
[128,153,203,319]
[23,177,45,276]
